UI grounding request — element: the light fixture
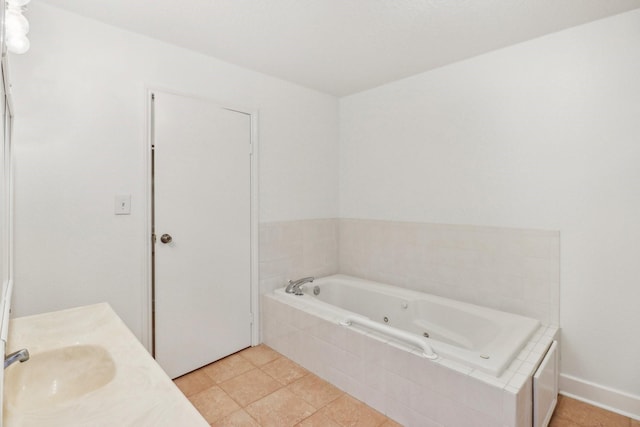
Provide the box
[5,8,29,34]
[4,0,31,54]
[5,32,28,54]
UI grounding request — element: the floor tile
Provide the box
[552,395,575,420]
[220,368,283,407]
[549,416,582,427]
[262,357,309,385]
[245,388,316,427]
[380,419,403,427]
[173,368,215,397]
[296,411,342,427]
[210,409,261,427]
[287,373,344,409]
[189,386,240,424]
[579,409,631,427]
[203,352,255,383]
[554,395,630,427]
[178,346,640,427]
[318,394,387,427]
[240,344,282,366]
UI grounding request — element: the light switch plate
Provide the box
[115,195,131,215]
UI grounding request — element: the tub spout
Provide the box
[285,277,314,295]
[4,348,30,369]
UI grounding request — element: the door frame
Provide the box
[141,87,260,353]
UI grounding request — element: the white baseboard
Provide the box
[560,373,640,420]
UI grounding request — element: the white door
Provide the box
[152,91,252,379]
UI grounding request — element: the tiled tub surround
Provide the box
[259,219,339,294]
[339,219,560,325]
[263,293,559,427]
[259,218,559,326]
[259,218,561,425]
[275,275,541,377]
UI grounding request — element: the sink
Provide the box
[4,344,116,412]
[1,303,209,426]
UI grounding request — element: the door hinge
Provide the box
[249,313,254,324]
[152,233,156,244]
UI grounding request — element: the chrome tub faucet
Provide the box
[285,277,314,295]
[4,348,30,369]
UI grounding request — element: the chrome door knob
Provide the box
[160,234,173,244]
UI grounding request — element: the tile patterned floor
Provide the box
[175,344,639,427]
[174,344,400,427]
[549,395,639,427]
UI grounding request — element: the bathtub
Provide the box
[274,274,539,377]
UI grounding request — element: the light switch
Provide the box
[115,195,131,215]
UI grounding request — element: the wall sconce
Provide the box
[5,0,30,54]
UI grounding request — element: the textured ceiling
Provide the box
[37,0,640,96]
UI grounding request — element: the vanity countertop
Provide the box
[3,303,209,427]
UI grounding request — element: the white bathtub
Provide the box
[274,274,539,376]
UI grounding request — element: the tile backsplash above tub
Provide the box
[338,219,560,325]
[258,218,559,325]
[259,219,339,294]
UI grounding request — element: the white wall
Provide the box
[10,3,339,340]
[340,9,640,412]
[10,1,640,416]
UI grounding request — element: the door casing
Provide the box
[141,87,259,353]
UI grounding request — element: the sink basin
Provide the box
[4,345,116,412]
[2,303,209,426]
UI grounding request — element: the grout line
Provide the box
[179,345,406,426]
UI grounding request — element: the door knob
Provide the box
[160,234,173,244]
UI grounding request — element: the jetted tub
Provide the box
[275,274,539,376]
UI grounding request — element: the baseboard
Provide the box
[560,373,640,420]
